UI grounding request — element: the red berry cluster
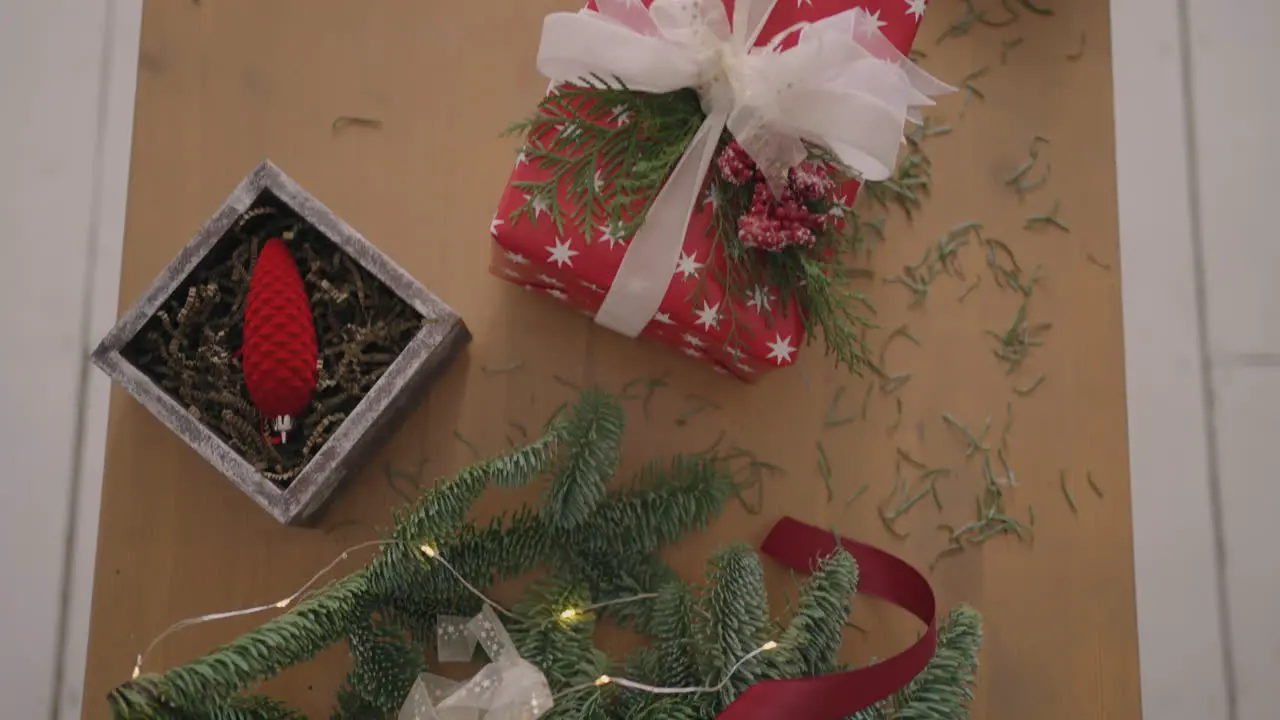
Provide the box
[715,141,836,252]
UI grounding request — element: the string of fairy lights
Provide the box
[131,538,780,700]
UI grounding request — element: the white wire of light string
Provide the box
[130,538,661,679]
[553,640,779,700]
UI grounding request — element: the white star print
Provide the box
[516,149,529,166]
[558,122,582,140]
[747,284,773,313]
[538,274,564,287]
[525,192,551,221]
[547,288,568,301]
[653,312,675,325]
[734,360,754,373]
[682,347,703,358]
[904,0,928,23]
[546,237,578,268]
[713,365,729,375]
[502,268,522,279]
[674,251,704,280]
[797,0,813,6]
[597,222,626,250]
[490,216,503,237]
[609,104,633,126]
[766,333,797,365]
[580,279,604,292]
[694,300,722,331]
[864,9,887,34]
[724,344,744,359]
[505,251,530,265]
[683,333,706,348]
[829,194,850,217]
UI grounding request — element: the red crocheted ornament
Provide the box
[242,238,318,421]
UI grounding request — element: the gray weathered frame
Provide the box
[92,160,469,525]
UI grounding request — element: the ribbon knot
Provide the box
[698,41,744,115]
[535,0,952,339]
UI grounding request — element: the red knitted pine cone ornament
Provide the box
[242,238,318,424]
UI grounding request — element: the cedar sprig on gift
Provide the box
[504,79,705,245]
[708,142,879,375]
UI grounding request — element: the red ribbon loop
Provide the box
[717,516,938,719]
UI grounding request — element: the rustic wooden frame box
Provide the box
[92,160,469,525]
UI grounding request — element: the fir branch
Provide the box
[886,606,983,719]
[543,388,626,529]
[698,546,770,705]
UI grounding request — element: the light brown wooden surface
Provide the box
[84,1,1139,717]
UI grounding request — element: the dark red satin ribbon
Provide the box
[716,516,937,720]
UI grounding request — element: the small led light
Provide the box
[762,640,778,651]
[275,599,291,609]
[559,608,579,621]
[594,675,612,687]
[420,543,438,558]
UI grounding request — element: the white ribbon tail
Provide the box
[594,110,729,337]
[775,88,909,182]
[537,11,700,91]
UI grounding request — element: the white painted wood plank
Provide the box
[0,1,111,717]
[1212,365,1280,720]
[1186,0,1280,358]
[1112,0,1231,717]
[57,1,142,717]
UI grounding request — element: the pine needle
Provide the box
[332,116,383,131]
[1060,471,1078,514]
[1025,200,1071,232]
[1087,471,1104,498]
[1013,374,1047,396]
[452,429,480,459]
[816,441,834,503]
[481,360,524,374]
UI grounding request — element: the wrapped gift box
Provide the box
[491,0,928,380]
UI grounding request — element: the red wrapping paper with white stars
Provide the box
[490,0,930,381]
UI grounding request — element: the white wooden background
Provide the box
[1,0,1274,718]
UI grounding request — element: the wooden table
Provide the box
[83,1,1140,717]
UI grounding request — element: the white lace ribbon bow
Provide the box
[536,0,952,337]
[398,605,554,720]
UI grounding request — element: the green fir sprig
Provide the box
[108,390,982,719]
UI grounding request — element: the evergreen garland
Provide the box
[109,390,981,719]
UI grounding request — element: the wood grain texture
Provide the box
[83,1,1140,718]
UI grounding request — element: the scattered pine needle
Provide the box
[1066,32,1087,61]
[959,275,982,303]
[332,116,383,131]
[881,373,913,395]
[1087,253,1112,270]
[1087,471,1104,498]
[453,429,480,459]
[481,360,524,374]
[844,484,870,510]
[825,386,858,428]
[816,441,834,502]
[1061,471,1078,514]
[1001,37,1024,64]
[1013,374,1047,396]
[1025,200,1071,232]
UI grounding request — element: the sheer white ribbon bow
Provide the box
[399,606,554,720]
[536,0,952,337]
